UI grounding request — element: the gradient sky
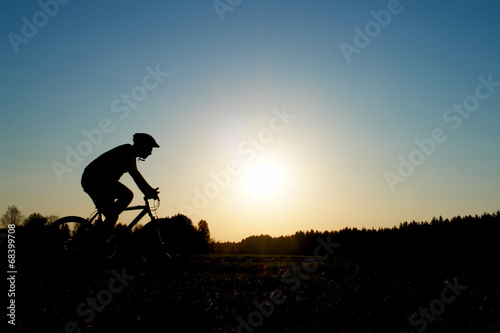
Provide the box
[1,0,499,242]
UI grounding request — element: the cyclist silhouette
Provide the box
[81,133,159,236]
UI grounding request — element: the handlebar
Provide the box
[144,187,160,202]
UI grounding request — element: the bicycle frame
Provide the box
[86,197,158,231]
[123,198,157,231]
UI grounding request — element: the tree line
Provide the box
[0,205,58,228]
[213,211,500,260]
[3,205,499,259]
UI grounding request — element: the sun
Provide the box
[243,159,283,197]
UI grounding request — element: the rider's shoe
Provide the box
[104,214,118,229]
[95,219,106,234]
[104,236,117,258]
[94,218,115,244]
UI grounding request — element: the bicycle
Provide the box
[51,191,171,259]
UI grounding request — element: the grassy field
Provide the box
[12,249,499,332]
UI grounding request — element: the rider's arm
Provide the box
[129,168,157,198]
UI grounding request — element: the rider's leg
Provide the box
[101,183,132,242]
[82,179,133,237]
[107,182,133,225]
[84,190,115,236]
[83,183,118,234]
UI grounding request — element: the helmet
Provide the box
[133,133,160,148]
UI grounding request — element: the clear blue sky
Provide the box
[1,0,499,241]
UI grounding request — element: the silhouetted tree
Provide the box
[24,213,48,229]
[140,214,213,255]
[1,205,24,227]
[196,219,213,253]
[197,219,211,243]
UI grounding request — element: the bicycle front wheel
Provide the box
[139,218,172,260]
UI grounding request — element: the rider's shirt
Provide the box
[82,144,137,183]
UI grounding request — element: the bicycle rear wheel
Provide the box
[51,216,94,255]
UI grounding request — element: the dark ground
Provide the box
[9,248,499,333]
